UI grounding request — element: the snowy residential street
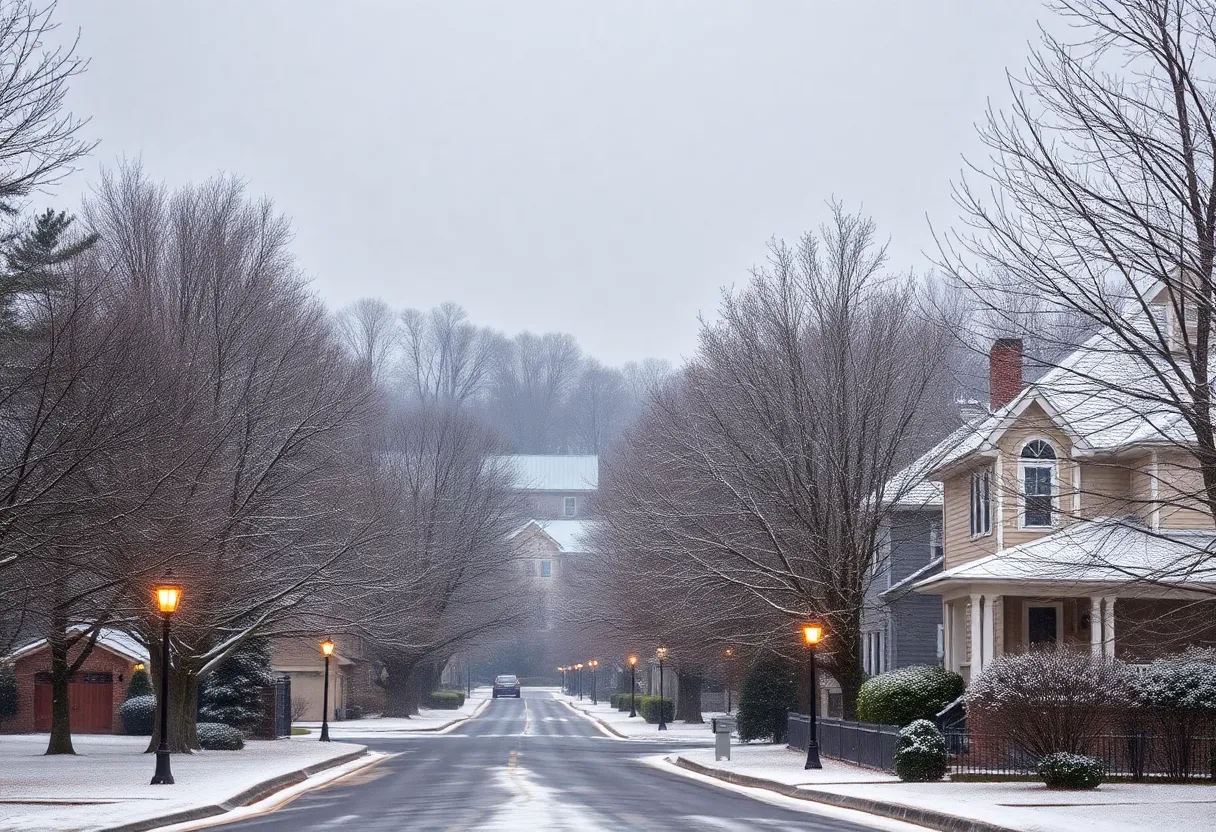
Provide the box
[200,690,918,832]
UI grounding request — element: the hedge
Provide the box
[737,657,798,743]
[197,722,245,750]
[428,690,466,709]
[120,694,156,735]
[1037,752,1103,790]
[637,696,673,724]
[611,692,637,711]
[856,665,965,727]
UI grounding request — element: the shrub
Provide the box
[428,690,465,709]
[345,704,364,720]
[1130,647,1216,779]
[894,719,948,782]
[198,638,273,731]
[0,662,18,724]
[966,650,1131,756]
[736,657,798,743]
[197,722,245,750]
[125,668,153,700]
[120,694,156,735]
[1037,752,1103,790]
[857,665,964,727]
[637,696,673,724]
[615,692,637,711]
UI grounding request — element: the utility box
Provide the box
[711,715,735,761]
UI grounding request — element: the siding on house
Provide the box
[1077,459,1133,519]
[863,509,943,672]
[1155,449,1214,529]
[993,405,1077,550]
[943,468,997,570]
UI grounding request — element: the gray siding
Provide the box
[863,508,943,672]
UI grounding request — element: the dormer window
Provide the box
[1020,439,1057,528]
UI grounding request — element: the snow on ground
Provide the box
[0,733,366,832]
[677,742,1216,832]
[555,692,714,743]
[295,686,491,737]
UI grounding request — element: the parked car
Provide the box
[492,674,522,698]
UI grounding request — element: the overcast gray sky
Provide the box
[52,0,1046,366]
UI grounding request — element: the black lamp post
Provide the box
[558,666,565,694]
[575,663,583,699]
[150,580,182,785]
[627,655,638,718]
[589,660,599,704]
[320,638,335,742]
[802,624,824,769]
[724,648,735,714]
[656,646,668,731]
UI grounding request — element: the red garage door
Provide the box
[33,672,114,733]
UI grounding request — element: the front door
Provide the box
[1026,605,1060,648]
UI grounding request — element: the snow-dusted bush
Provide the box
[856,665,964,727]
[125,668,152,700]
[119,694,156,735]
[736,657,798,743]
[1036,752,1103,790]
[894,719,948,782]
[0,662,17,724]
[198,639,273,731]
[427,690,464,709]
[966,650,1131,756]
[197,721,244,750]
[1130,648,1216,779]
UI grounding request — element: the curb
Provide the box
[671,756,1020,832]
[558,698,628,738]
[99,747,370,832]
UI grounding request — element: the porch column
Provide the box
[942,601,953,671]
[1102,596,1117,659]
[982,595,998,668]
[1089,596,1102,657]
[969,593,984,676]
[950,599,968,674]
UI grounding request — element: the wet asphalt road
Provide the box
[215,690,886,831]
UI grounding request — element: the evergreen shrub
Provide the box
[736,657,798,743]
[125,668,153,700]
[1037,752,1103,789]
[198,639,273,731]
[428,690,465,709]
[856,665,964,727]
[0,662,18,724]
[637,696,673,724]
[197,722,245,750]
[120,694,156,735]
[893,719,948,782]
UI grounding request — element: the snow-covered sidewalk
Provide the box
[296,686,491,737]
[673,743,1216,832]
[556,691,715,743]
[0,733,368,832]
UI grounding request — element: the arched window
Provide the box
[1020,439,1057,527]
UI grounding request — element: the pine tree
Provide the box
[198,638,274,731]
[0,208,98,334]
[125,668,153,700]
[0,662,18,724]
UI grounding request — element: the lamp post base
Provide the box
[150,750,174,785]
[320,722,331,742]
[804,740,822,770]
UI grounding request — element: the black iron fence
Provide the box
[948,730,1216,781]
[787,713,899,772]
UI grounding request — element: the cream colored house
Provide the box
[913,326,1216,682]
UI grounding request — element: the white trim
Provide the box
[1102,595,1117,659]
[1149,451,1160,530]
[982,595,997,667]
[1017,436,1060,530]
[970,594,983,675]
[995,456,1004,549]
[1089,596,1102,657]
[1072,459,1081,515]
[1021,600,1065,648]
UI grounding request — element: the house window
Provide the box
[969,469,992,537]
[563,496,577,517]
[540,559,552,578]
[936,624,945,660]
[863,630,885,676]
[1020,439,1057,528]
[929,521,943,561]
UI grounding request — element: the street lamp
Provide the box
[589,660,599,704]
[724,648,735,714]
[320,638,335,742]
[656,646,669,731]
[558,666,565,693]
[627,655,638,718]
[575,663,583,700]
[150,579,182,785]
[802,624,824,770]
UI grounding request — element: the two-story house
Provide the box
[913,327,1216,683]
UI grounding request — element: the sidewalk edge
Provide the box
[671,756,1020,832]
[559,698,628,738]
[99,746,370,832]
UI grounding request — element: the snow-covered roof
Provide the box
[8,627,149,664]
[882,439,960,509]
[495,455,599,492]
[928,326,1184,476]
[510,519,596,553]
[913,518,1216,591]
[881,555,944,600]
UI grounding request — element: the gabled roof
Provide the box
[881,555,944,601]
[913,517,1216,591]
[494,455,599,492]
[882,429,969,509]
[509,519,596,554]
[7,627,149,664]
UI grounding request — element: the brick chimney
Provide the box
[989,338,1023,411]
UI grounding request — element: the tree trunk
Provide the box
[45,623,74,755]
[381,658,416,717]
[675,671,703,723]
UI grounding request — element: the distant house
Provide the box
[1,628,148,734]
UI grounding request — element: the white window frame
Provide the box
[540,559,552,578]
[563,496,577,517]
[1022,600,1065,648]
[969,469,992,538]
[929,520,943,561]
[1018,438,1059,530]
[936,623,945,660]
